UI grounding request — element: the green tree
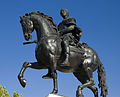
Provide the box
[12,92,23,97]
[0,86,10,97]
[13,92,20,97]
[0,85,23,97]
[3,87,10,97]
[0,85,4,97]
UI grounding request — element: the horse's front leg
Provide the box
[51,71,58,94]
[49,54,58,94]
[18,62,47,88]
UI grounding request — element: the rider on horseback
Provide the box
[58,8,83,66]
[42,8,82,79]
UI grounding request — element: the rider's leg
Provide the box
[61,38,70,66]
[42,54,58,93]
[42,68,52,79]
[42,54,57,79]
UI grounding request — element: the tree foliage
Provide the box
[0,85,23,97]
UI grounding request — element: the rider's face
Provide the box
[60,9,69,19]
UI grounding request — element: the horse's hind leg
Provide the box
[88,86,98,97]
[74,72,95,97]
[74,64,95,97]
[77,80,95,97]
[18,62,47,88]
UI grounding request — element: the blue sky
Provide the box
[0,0,120,97]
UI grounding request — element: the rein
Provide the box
[23,40,37,45]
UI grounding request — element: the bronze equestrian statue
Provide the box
[18,9,108,97]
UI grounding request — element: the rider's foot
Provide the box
[42,73,53,79]
[61,55,70,67]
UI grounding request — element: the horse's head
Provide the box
[20,16,34,41]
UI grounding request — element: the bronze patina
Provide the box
[18,9,108,97]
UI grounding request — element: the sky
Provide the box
[0,0,120,97]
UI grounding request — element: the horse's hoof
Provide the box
[18,75,27,88]
[95,88,98,97]
[21,79,27,88]
[51,89,58,94]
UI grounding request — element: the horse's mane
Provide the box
[25,11,58,31]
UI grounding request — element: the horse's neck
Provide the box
[33,16,58,41]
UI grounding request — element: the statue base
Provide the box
[45,94,67,97]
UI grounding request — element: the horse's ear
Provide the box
[20,16,23,20]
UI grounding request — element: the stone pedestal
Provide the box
[45,94,67,97]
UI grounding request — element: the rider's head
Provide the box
[60,8,69,19]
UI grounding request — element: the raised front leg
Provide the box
[18,62,47,88]
[18,62,29,88]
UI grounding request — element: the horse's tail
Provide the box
[97,59,108,97]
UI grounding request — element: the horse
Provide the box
[18,11,108,97]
